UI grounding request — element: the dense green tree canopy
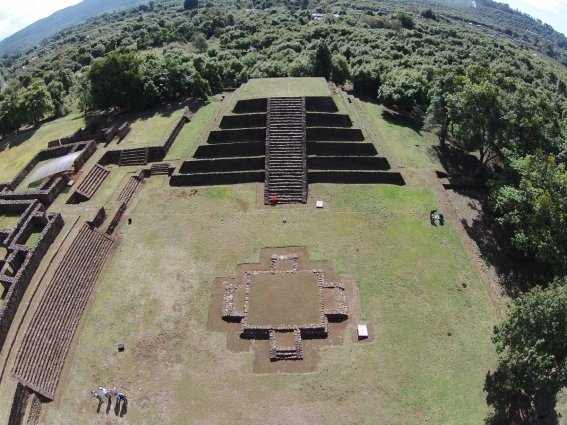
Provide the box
[492,153,567,271]
[21,80,54,125]
[378,68,427,115]
[89,52,145,110]
[486,281,567,423]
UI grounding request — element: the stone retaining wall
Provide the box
[0,177,68,206]
[7,383,30,425]
[207,128,266,144]
[106,202,127,235]
[308,170,405,185]
[219,114,266,129]
[305,96,338,112]
[179,157,265,173]
[307,142,378,156]
[1,141,96,206]
[117,122,131,141]
[170,171,264,186]
[308,156,391,171]
[194,142,265,158]
[163,113,189,153]
[307,127,364,141]
[306,113,351,127]
[0,206,63,352]
[103,125,118,144]
[233,98,267,114]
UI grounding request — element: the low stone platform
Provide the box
[208,247,355,373]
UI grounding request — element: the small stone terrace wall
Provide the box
[0,199,63,352]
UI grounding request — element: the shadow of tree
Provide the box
[381,108,423,134]
[484,368,560,425]
[0,126,40,151]
[433,144,551,296]
[433,144,481,179]
[459,204,551,297]
[119,99,187,125]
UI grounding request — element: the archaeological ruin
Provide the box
[209,247,357,372]
[0,79,396,422]
[171,95,405,203]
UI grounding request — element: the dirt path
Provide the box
[425,169,505,320]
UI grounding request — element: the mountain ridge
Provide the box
[0,0,150,56]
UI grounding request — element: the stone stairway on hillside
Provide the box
[264,97,307,204]
[119,148,148,166]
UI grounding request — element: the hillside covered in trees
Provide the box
[0,1,566,421]
[0,0,152,56]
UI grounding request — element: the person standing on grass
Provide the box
[117,392,128,404]
[98,387,109,399]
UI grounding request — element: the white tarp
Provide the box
[27,151,82,184]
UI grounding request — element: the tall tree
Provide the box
[21,80,54,126]
[447,76,503,169]
[378,69,428,115]
[192,33,208,53]
[499,82,563,159]
[89,52,144,110]
[425,69,461,148]
[47,80,66,118]
[486,281,567,424]
[0,87,24,136]
[330,54,350,86]
[492,152,567,271]
[77,75,93,116]
[351,63,381,96]
[312,43,332,80]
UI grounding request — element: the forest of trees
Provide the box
[0,1,566,421]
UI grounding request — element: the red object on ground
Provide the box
[269,195,277,203]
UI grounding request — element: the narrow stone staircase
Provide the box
[75,164,110,200]
[264,97,307,204]
[150,163,171,176]
[119,148,148,166]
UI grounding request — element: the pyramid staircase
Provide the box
[264,97,307,204]
[119,148,148,166]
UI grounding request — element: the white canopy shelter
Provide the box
[357,324,368,339]
[27,151,82,185]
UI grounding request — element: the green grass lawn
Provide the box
[0,113,86,183]
[0,214,20,229]
[363,103,439,170]
[118,104,186,149]
[46,180,498,425]
[238,77,330,99]
[165,97,224,161]
[23,228,43,248]
[10,79,501,425]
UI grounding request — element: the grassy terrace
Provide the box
[238,77,330,98]
[165,95,225,161]
[40,79,499,424]
[0,113,86,183]
[117,103,187,149]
